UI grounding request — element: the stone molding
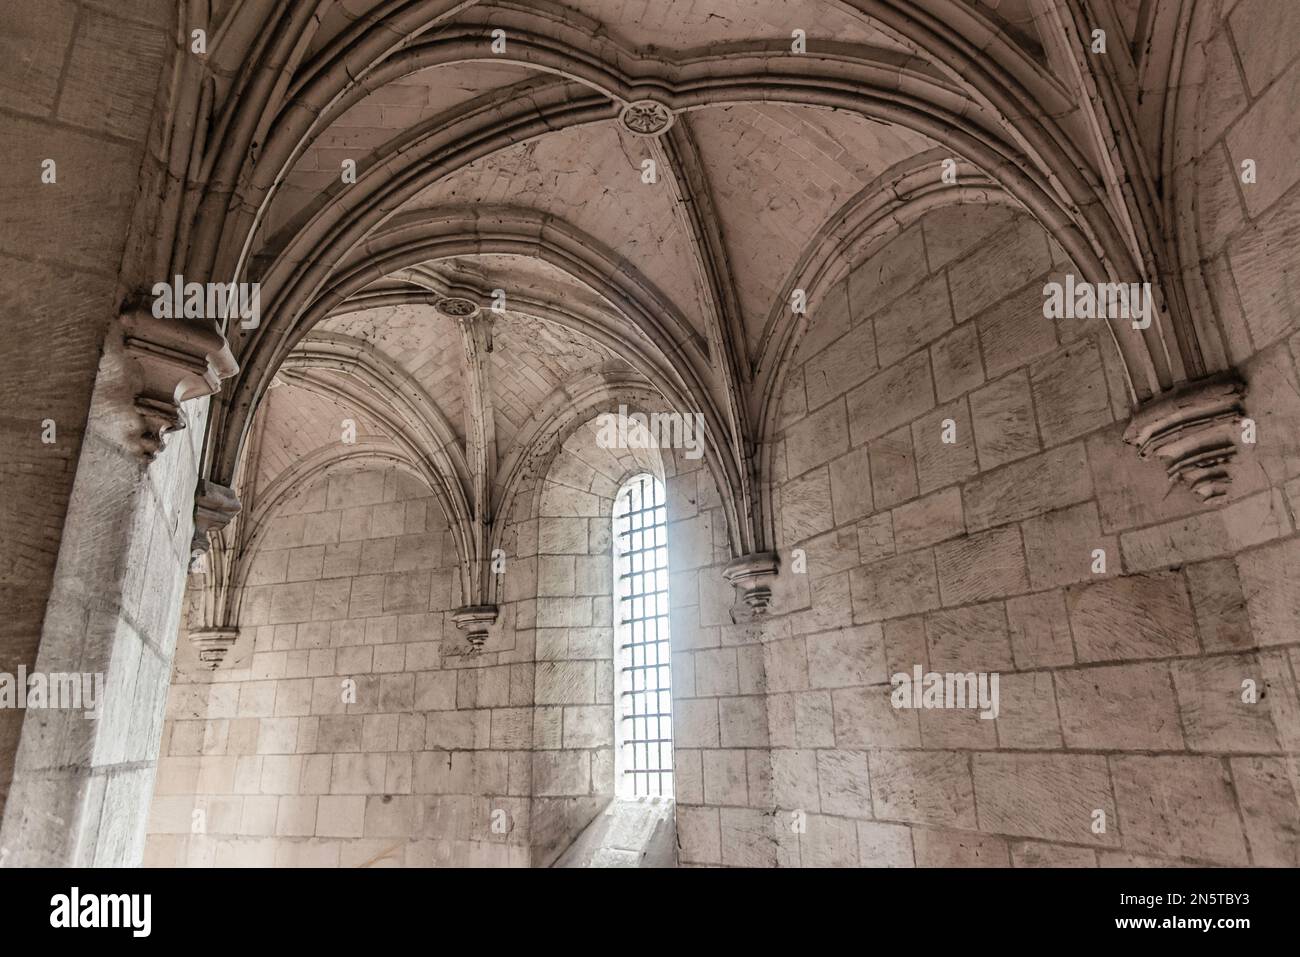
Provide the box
[120,306,237,459]
[191,479,242,559]
[451,604,499,650]
[722,552,780,616]
[189,627,241,669]
[1123,374,1248,501]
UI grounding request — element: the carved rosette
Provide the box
[1122,374,1248,501]
[722,552,780,617]
[451,604,499,650]
[120,306,238,459]
[618,99,675,137]
[435,297,480,319]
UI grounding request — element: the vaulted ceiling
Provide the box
[184,0,1208,612]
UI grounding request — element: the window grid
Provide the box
[613,473,673,798]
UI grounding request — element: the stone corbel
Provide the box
[451,604,498,651]
[723,552,780,618]
[190,627,240,669]
[191,479,242,560]
[120,305,238,459]
[1123,374,1248,501]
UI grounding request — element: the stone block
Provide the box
[846,351,935,447]
[1056,662,1184,750]
[973,753,1116,845]
[970,371,1040,470]
[911,399,979,495]
[934,526,1028,605]
[1066,571,1197,662]
[850,549,940,622]
[1110,756,1249,864]
[870,750,976,828]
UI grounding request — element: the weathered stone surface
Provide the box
[870,751,977,829]
[1237,537,1300,647]
[850,549,941,622]
[976,279,1059,380]
[869,426,918,510]
[963,443,1093,532]
[1110,756,1250,865]
[1230,756,1300,866]
[1020,502,1116,590]
[806,624,887,689]
[1186,559,1254,652]
[892,486,964,552]
[970,371,1041,471]
[781,466,836,544]
[973,754,1117,845]
[933,526,1029,605]
[803,323,878,410]
[1119,489,1290,572]
[872,273,953,368]
[1171,654,1282,753]
[947,217,1051,321]
[828,445,874,525]
[817,750,872,817]
[849,224,928,315]
[994,672,1062,749]
[911,829,1009,867]
[1010,841,1097,868]
[785,399,850,477]
[911,399,979,494]
[1066,572,1198,662]
[1005,590,1075,668]
[846,351,936,447]
[857,820,914,867]
[930,324,985,402]
[1056,663,1184,750]
[1029,340,1112,445]
[925,601,1013,672]
[831,685,921,749]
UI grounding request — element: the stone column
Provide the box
[0,314,234,866]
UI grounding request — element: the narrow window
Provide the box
[612,473,673,798]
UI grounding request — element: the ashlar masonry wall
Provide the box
[760,195,1300,867]
[144,464,534,867]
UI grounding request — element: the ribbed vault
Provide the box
[170,0,1230,620]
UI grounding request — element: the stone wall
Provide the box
[511,418,659,863]
[0,0,174,820]
[145,420,683,867]
[759,191,1300,866]
[143,465,522,867]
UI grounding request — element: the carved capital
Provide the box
[190,627,240,669]
[722,552,780,616]
[191,480,242,559]
[451,604,498,650]
[120,306,237,460]
[1122,374,1248,501]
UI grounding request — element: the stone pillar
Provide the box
[0,314,233,866]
